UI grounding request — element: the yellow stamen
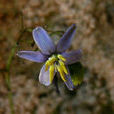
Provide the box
[49,64,55,83]
[57,65,66,82]
[45,56,57,71]
[59,60,68,74]
[49,56,57,64]
[57,54,66,61]
[45,61,50,71]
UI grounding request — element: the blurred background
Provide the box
[0,0,114,114]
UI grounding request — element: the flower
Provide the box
[17,24,82,91]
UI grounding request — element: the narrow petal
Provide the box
[39,65,51,86]
[57,66,74,91]
[17,51,48,63]
[64,67,75,90]
[62,49,82,65]
[64,74,75,91]
[32,27,56,55]
[57,24,77,53]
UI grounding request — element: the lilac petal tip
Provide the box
[17,51,48,63]
[39,65,52,86]
[57,24,77,53]
[32,27,56,55]
[64,67,75,91]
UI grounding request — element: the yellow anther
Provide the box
[57,54,66,61]
[45,61,50,71]
[49,64,55,83]
[57,65,66,82]
[48,56,57,64]
[45,56,57,71]
[59,60,68,74]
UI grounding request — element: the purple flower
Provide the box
[17,24,82,91]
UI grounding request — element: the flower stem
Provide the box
[5,46,16,114]
[5,73,15,114]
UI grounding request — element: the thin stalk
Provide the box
[5,46,17,114]
[5,11,32,114]
[5,73,15,114]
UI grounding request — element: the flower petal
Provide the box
[17,51,48,63]
[39,65,55,86]
[57,66,74,90]
[32,27,56,55]
[64,74,75,91]
[64,67,75,91]
[57,24,77,53]
[62,49,82,65]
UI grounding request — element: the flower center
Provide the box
[45,54,68,83]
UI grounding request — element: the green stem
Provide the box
[5,46,17,114]
[5,11,29,114]
[6,73,15,114]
